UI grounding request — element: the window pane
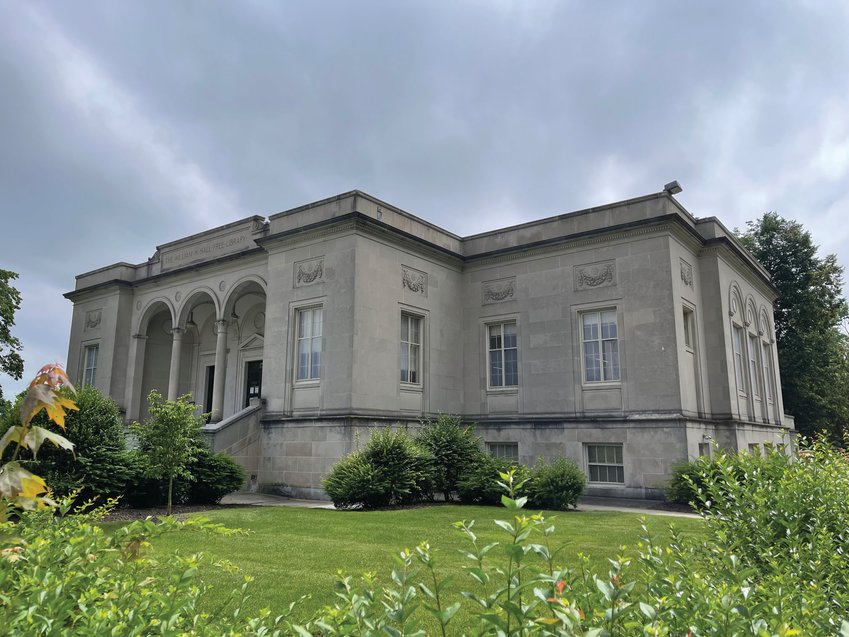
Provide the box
[490,350,503,386]
[504,349,518,386]
[311,337,321,378]
[298,341,309,380]
[503,323,517,348]
[582,312,599,340]
[584,342,600,382]
[400,345,409,382]
[601,310,617,339]
[489,325,502,350]
[401,314,409,340]
[588,446,597,463]
[602,339,619,381]
[589,465,600,482]
[614,466,624,483]
[300,310,311,338]
[313,308,323,336]
[409,344,419,383]
[410,317,420,344]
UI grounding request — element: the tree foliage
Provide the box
[739,213,849,437]
[0,269,24,407]
[133,392,202,515]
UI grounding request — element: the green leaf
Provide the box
[24,426,75,459]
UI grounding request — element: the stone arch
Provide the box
[135,297,175,335]
[728,282,743,318]
[223,275,267,318]
[758,306,773,340]
[176,286,221,328]
[745,295,758,329]
[222,275,267,412]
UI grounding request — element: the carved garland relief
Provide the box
[401,266,427,296]
[482,277,516,304]
[573,260,616,291]
[680,259,694,289]
[84,309,102,331]
[294,257,325,287]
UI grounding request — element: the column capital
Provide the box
[214,319,229,335]
[171,326,184,339]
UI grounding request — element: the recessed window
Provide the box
[748,334,761,398]
[488,322,518,388]
[296,307,322,381]
[683,307,695,349]
[586,443,624,484]
[748,443,761,456]
[486,442,518,461]
[400,313,422,384]
[698,442,711,458]
[83,344,99,387]
[581,309,620,383]
[762,342,774,402]
[732,325,746,394]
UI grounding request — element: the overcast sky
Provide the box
[2,1,849,398]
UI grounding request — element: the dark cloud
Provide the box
[2,0,848,395]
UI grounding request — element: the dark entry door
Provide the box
[244,360,263,407]
[204,365,215,414]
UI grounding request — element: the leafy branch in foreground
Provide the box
[0,363,76,515]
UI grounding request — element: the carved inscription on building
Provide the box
[84,309,102,331]
[401,266,427,296]
[680,259,694,289]
[574,260,616,291]
[482,277,516,304]
[161,231,252,271]
[294,257,324,287]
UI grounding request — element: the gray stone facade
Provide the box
[65,186,794,500]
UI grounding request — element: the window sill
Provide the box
[486,386,519,395]
[581,381,621,390]
[400,383,422,392]
[294,380,320,388]
[587,481,626,487]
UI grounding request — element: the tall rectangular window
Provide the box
[581,310,620,383]
[400,313,421,384]
[586,443,624,484]
[488,322,518,387]
[296,307,322,381]
[682,307,695,349]
[83,344,99,387]
[762,343,774,401]
[748,334,761,398]
[732,325,746,393]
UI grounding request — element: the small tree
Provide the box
[417,414,483,501]
[133,392,202,515]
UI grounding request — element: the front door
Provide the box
[204,365,215,415]
[244,360,262,407]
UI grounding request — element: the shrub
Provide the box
[323,451,386,509]
[526,456,586,510]
[185,447,246,504]
[457,453,529,505]
[417,413,483,501]
[2,384,131,504]
[323,428,434,509]
[0,498,301,635]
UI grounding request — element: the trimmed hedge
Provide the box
[417,414,484,501]
[527,457,586,510]
[457,454,530,505]
[323,429,434,509]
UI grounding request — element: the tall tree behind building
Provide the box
[739,213,849,438]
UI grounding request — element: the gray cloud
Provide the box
[2,0,849,396]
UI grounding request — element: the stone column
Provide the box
[167,327,183,401]
[210,319,228,422]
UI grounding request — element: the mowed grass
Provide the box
[105,505,703,632]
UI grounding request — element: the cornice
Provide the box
[699,242,778,299]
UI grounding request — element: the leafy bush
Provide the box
[526,457,586,510]
[0,498,302,635]
[323,428,434,509]
[1,383,129,505]
[322,451,386,509]
[185,447,246,504]
[417,413,483,501]
[457,453,529,505]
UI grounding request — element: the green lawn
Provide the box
[109,504,703,632]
